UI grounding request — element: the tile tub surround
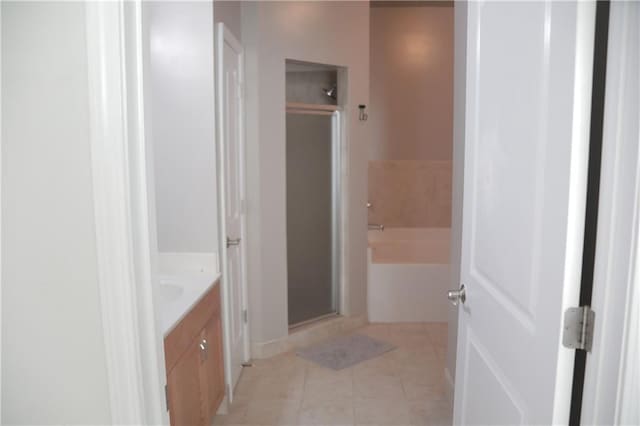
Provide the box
[215,323,452,426]
[368,161,452,229]
[368,228,451,264]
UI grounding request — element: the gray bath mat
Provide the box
[297,333,395,370]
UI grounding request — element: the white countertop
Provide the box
[159,272,220,336]
[156,252,220,336]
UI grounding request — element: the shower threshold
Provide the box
[289,312,339,331]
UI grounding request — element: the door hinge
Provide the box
[243,309,248,323]
[562,306,595,352]
[164,384,170,412]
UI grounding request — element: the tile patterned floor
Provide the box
[214,323,453,426]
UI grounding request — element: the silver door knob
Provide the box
[226,237,241,248]
[447,285,466,306]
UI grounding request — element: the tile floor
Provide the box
[214,323,453,426]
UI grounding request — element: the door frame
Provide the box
[0,2,3,419]
[80,0,638,422]
[284,104,344,326]
[580,2,640,423]
[215,22,251,400]
[85,1,167,424]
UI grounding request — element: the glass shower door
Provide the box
[286,110,340,326]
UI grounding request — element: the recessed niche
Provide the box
[286,59,339,106]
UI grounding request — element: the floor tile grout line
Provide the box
[215,324,451,425]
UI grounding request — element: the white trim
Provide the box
[444,367,455,406]
[581,2,640,424]
[337,67,350,317]
[552,2,596,422]
[85,1,165,423]
[286,102,339,113]
[331,110,343,315]
[618,244,639,424]
[215,22,251,404]
[286,109,335,117]
[0,3,3,420]
[122,1,168,423]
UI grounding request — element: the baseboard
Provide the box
[216,394,229,416]
[250,314,368,359]
[444,367,455,405]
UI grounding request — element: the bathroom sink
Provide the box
[158,279,184,302]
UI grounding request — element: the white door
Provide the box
[453,2,595,424]
[216,23,248,395]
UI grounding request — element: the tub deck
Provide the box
[367,227,451,322]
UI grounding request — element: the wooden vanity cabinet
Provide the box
[164,282,225,426]
[166,342,205,426]
[201,313,225,419]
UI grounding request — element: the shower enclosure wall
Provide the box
[285,61,342,327]
[286,107,341,326]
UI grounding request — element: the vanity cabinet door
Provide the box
[164,282,225,426]
[201,313,225,420]
[167,340,205,426]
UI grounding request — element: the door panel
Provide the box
[454,2,594,424]
[167,342,205,426]
[216,23,247,395]
[201,315,225,420]
[463,334,524,425]
[471,3,547,317]
[286,113,335,325]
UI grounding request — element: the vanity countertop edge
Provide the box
[160,272,221,337]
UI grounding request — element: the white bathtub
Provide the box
[367,227,451,322]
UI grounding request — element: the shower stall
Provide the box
[285,61,342,327]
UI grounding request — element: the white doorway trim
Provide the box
[85,1,166,424]
[581,2,640,423]
[0,3,3,419]
[215,22,251,402]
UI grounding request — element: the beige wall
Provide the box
[214,0,242,42]
[369,4,454,161]
[2,2,111,423]
[242,1,370,345]
[368,4,454,230]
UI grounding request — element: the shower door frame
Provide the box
[285,102,343,327]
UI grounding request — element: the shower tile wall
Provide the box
[286,71,338,105]
[368,160,452,228]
